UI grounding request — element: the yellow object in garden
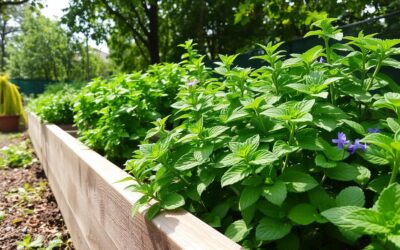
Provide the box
[0,75,27,126]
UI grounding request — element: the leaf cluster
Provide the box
[73,63,185,163]
[122,17,400,249]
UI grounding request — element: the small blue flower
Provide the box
[368,128,381,133]
[188,79,199,87]
[319,57,326,63]
[347,139,367,155]
[332,132,349,149]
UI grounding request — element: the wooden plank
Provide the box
[28,113,241,250]
[27,112,43,161]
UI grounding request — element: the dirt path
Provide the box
[0,133,73,249]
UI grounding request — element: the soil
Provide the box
[0,133,74,249]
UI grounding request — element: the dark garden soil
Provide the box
[0,133,74,249]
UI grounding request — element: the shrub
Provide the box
[74,63,185,163]
[125,18,400,249]
[0,75,27,126]
[29,82,83,124]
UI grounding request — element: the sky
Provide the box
[41,0,109,53]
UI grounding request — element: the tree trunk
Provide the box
[0,19,7,72]
[86,35,90,81]
[147,1,159,64]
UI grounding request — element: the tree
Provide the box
[63,0,160,64]
[0,5,23,72]
[234,0,400,41]
[7,9,114,81]
[0,0,42,12]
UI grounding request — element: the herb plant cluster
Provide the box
[124,18,400,249]
[29,82,84,124]
[73,63,184,163]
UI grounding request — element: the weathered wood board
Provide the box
[27,112,241,250]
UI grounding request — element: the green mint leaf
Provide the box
[256,218,292,241]
[225,220,251,242]
[262,180,287,206]
[160,193,185,210]
[146,203,161,220]
[280,170,318,193]
[288,203,318,225]
[174,152,202,171]
[361,133,394,155]
[249,149,278,165]
[372,183,400,222]
[336,186,365,207]
[326,163,359,181]
[221,165,252,187]
[239,186,262,211]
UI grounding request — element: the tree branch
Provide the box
[130,3,149,36]
[0,0,29,7]
[99,0,149,48]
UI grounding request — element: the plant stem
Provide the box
[389,153,400,185]
[282,122,295,172]
[230,186,240,196]
[324,38,335,105]
[365,57,383,91]
[360,48,366,89]
[320,173,326,185]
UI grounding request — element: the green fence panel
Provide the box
[10,79,56,96]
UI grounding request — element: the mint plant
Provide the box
[322,183,400,249]
[29,82,83,124]
[121,15,400,249]
[74,63,184,163]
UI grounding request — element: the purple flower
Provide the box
[319,57,326,63]
[188,79,199,87]
[347,139,367,155]
[332,132,349,149]
[368,128,381,133]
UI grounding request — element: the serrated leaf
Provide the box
[321,206,362,227]
[343,209,389,235]
[146,203,161,220]
[288,203,317,225]
[315,154,337,168]
[326,163,359,181]
[160,193,185,210]
[250,149,278,165]
[207,126,230,139]
[280,170,318,192]
[273,140,299,158]
[336,186,365,207]
[388,235,400,248]
[367,175,391,193]
[256,218,292,241]
[225,220,251,242]
[221,165,252,187]
[239,186,262,211]
[132,195,150,216]
[342,119,366,135]
[373,183,400,222]
[323,144,350,161]
[387,118,400,133]
[361,146,390,165]
[219,153,242,167]
[361,133,394,155]
[193,145,214,162]
[262,180,287,206]
[308,186,335,211]
[174,152,202,171]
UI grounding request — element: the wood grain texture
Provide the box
[27,113,241,250]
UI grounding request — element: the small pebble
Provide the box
[21,227,28,234]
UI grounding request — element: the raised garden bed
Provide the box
[27,112,240,249]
